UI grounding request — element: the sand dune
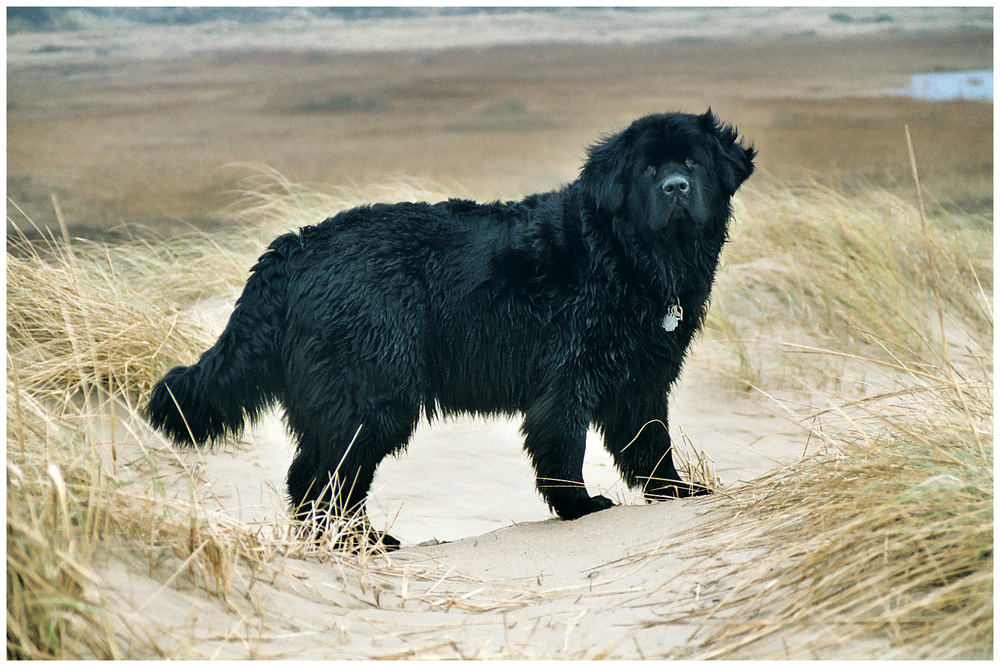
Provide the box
[84,295,821,658]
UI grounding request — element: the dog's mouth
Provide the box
[655,202,692,231]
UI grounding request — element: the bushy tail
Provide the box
[147,233,299,445]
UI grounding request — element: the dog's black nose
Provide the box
[661,174,690,196]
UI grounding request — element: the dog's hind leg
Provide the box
[597,394,712,501]
[521,387,614,520]
[285,398,418,552]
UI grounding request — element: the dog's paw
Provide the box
[332,529,401,553]
[556,494,615,520]
[378,532,401,551]
[644,481,713,503]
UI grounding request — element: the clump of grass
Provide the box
[6,191,403,659]
[708,173,991,390]
[683,354,992,658]
[674,429,723,493]
[6,200,254,656]
[6,385,286,658]
[7,202,223,407]
[682,142,993,657]
[7,402,120,659]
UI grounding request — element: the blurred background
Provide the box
[7,6,992,239]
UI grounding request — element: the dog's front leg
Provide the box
[521,390,614,520]
[598,393,713,501]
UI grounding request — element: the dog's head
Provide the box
[580,110,756,236]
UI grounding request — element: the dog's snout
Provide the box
[661,174,690,196]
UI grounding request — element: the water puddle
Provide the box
[892,70,992,101]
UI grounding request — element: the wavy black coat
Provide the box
[147,110,756,547]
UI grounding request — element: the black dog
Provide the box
[148,110,755,549]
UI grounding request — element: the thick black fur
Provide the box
[147,110,756,549]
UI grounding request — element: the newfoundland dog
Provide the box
[148,110,756,549]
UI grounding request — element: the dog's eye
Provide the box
[643,165,656,177]
[685,158,699,169]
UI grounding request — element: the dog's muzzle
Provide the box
[661,174,690,197]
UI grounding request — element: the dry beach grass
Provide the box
[7,162,992,657]
[6,8,993,658]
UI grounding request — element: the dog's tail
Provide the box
[146,232,300,446]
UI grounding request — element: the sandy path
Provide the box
[198,369,810,546]
[99,485,761,659]
[86,293,819,658]
[179,295,811,547]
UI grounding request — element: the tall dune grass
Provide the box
[7,201,240,657]
[681,348,992,658]
[708,174,991,392]
[6,194,399,658]
[6,167,992,658]
[686,163,992,657]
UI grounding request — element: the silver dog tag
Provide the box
[662,304,683,332]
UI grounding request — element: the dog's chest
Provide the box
[581,302,691,386]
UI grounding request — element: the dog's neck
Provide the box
[576,192,731,308]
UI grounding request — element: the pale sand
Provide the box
[98,500,746,659]
[93,412,798,658]
[80,294,837,659]
[173,295,813,547]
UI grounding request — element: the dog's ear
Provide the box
[579,127,633,215]
[701,108,756,194]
